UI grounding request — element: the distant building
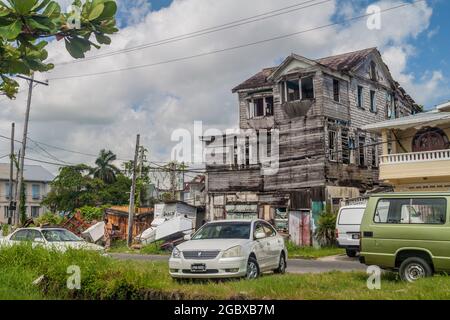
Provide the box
[183,175,206,207]
[363,101,450,191]
[0,164,54,223]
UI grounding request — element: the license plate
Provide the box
[191,264,207,273]
[352,234,360,239]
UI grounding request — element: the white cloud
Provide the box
[0,0,444,173]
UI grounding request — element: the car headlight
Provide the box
[172,247,181,258]
[222,246,243,258]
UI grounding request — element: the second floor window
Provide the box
[358,135,366,166]
[248,96,273,118]
[283,76,314,102]
[370,90,377,113]
[333,79,340,102]
[328,130,338,162]
[357,86,364,109]
[32,184,41,200]
[5,182,12,199]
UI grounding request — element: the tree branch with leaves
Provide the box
[0,0,118,98]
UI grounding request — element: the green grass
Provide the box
[286,242,345,259]
[2,245,450,300]
[108,240,169,255]
[108,240,344,260]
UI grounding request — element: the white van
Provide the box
[336,205,366,257]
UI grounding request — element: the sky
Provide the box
[0,0,449,175]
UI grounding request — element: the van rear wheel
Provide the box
[399,257,433,282]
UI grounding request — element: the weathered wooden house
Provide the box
[204,48,420,226]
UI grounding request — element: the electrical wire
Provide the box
[54,0,332,66]
[46,0,426,82]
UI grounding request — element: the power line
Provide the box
[46,0,426,82]
[54,0,332,66]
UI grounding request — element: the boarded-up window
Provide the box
[333,79,340,102]
[370,61,377,81]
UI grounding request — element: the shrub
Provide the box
[35,212,64,226]
[77,205,109,222]
[315,206,337,247]
[1,224,10,237]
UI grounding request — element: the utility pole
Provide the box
[15,74,48,226]
[8,123,15,225]
[169,162,176,200]
[127,134,140,248]
[137,146,144,206]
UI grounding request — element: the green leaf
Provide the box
[94,32,110,44]
[0,19,22,40]
[65,36,91,59]
[10,0,38,15]
[32,0,51,12]
[42,1,60,18]
[96,1,116,20]
[26,17,52,32]
[88,3,104,21]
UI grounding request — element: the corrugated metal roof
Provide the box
[0,163,54,182]
[363,111,450,132]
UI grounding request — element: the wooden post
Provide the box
[127,134,140,248]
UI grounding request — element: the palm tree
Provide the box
[92,149,120,184]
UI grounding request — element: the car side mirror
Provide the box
[254,232,266,240]
[184,234,191,241]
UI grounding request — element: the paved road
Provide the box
[110,253,366,274]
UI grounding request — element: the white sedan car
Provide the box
[169,219,287,279]
[0,227,104,253]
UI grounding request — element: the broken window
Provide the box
[328,130,338,162]
[247,96,274,118]
[349,137,356,164]
[333,79,340,102]
[286,79,300,102]
[358,135,366,166]
[284,77,314,102]
[342,130,350,164]
[357,86,364,109]
[371,138,378,168]
[254,98,264,117]
[370,90,376,113]
[265,96,274,116]
[302,76,314,99]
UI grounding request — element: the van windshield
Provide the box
[339,208,365,225]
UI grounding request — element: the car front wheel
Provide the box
[246,256,260,280]
[399,257,433,282]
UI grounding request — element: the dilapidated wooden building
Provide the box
[204,48,420,225]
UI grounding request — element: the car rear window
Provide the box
[338,208,365,225]
[374,198,447,225]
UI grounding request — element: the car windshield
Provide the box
[41,229,83,242]
[191,222,251,240]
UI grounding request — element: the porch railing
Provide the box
[380,149,450,164]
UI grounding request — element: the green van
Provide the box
[359,192,450,282]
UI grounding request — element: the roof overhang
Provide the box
[362,111,450,132]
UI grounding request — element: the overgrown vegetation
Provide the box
[108,240,168,255]
[315,205,338,246]
[2,245,450,300]
[35,212,64,226]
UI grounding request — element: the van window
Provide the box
[374,198,447,225]
[338,208,365,225]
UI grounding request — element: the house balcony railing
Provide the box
[379,149,450,183]
[380,149,450,165]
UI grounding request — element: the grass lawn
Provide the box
[1,245,450,300]
[286,242,345,259]
[108,240,345,260]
